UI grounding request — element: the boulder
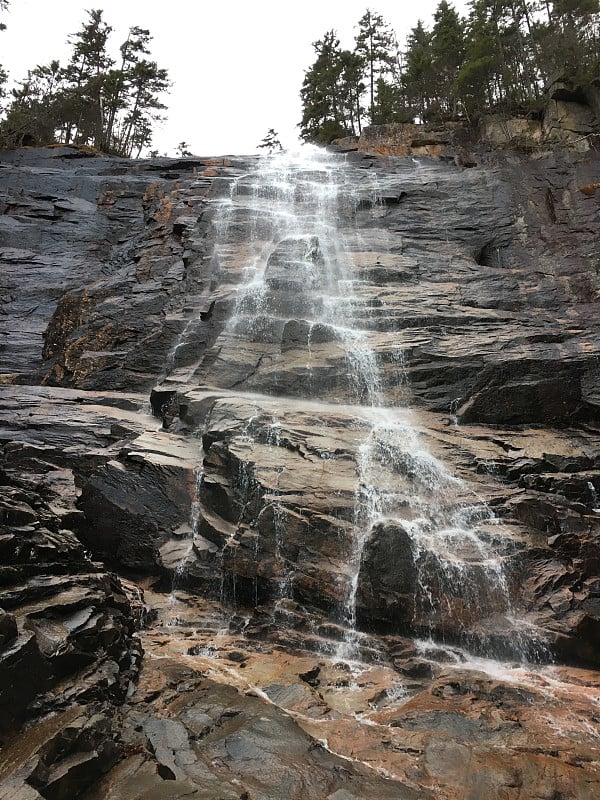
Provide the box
[356,522,417,629]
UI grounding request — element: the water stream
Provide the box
[172,146,544,663]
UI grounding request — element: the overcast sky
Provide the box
[2,1,468,157]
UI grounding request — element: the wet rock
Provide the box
[356,522,417,631]
[504,494,562,534]
[142,718,191,781]
[0,148,247,391]
[522,471,600,505]
[457,362,582,424]
[394,658,437,680]
[111,663,428,800]
[0,630,50,728]
[0,706,120,799]
[0,440,142,752]
[0,610,17,647]
[265,236,325,291]
[299,665,321,686]
[77,430,199,571]
[2,142,600,799]
[227,650,247,663]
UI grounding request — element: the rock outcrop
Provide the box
[0,432,142,798]
[1,138,600,799]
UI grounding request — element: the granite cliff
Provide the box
[0,130,599,799]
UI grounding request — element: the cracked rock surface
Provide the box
[1,141,600,798]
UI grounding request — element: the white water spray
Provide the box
[191,146,545,663]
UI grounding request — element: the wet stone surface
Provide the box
[1,143,600,798]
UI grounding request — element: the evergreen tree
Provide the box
[61,9,113,146]
[431,1,466,117]
[337,49,365,134]
[176,140,193,156]
[300,31,351,142]
[403,21,434,120]
[0,9,169,156]
[298,0,599,132]
[455,3,500,118]
[1,60,64,146]
[0,0,8,32]
[371,77,412,124]
[502,0,543,104]
[0,65,7,111]
[537,0,600,82]
[257,128,283,153]
[355,9,398,124]
[101,26,151,152]
[117,57,169,157]
[454,0,588,118]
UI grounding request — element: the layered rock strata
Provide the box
[1,140,599,799]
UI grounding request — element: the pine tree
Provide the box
[371,77,412,124]
[1,61,64,146]
[257,128,283,153]
[61,9,113,146]
[355,9,398,124]
[455,3,500,118]
[538,0,600,82]
[297,0,599,130]
[337,49,365,134]
[403,21,435,120]
[117,57,169,157]
[431,1,466,117]
[176,141,193,157]
[101,27,148,152]
[1,8,169,155]
[300,31,349,142]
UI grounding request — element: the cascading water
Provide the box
[221,413,293,604]
[185,146,545,663]
[167,466,204,628]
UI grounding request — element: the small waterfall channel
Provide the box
[173,146,543,664]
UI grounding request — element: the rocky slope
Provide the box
[0,137,599,799]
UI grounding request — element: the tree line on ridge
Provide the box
[1,2,598,155]
[0,5,168,157]
[299,2,600,143]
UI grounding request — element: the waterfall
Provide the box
[183,146,545,663]
[170,466,204,594]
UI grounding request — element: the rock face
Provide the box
[0,440,142,798]
[0,145,244,389]
[103,590,600,800]
[1,140,600,799]
[355,84,600,156]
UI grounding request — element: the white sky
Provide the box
[2,1,468,156]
